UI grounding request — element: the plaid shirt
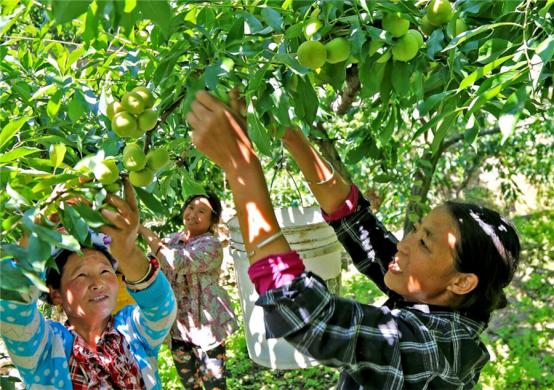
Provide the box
[257,191,490,389]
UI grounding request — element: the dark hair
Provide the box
[184,191,222,232]
[44,246,113,304]
[444,202,520,319]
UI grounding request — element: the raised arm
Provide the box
[99,178,150,282]
[280,126,351,215]
[186,91,290,265]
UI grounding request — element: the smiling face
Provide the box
[50,248,118,328]
[183,196,214,238]
[385,205,468,307]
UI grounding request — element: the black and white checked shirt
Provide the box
[257,193,490,389]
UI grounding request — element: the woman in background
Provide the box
[139,191,239,390]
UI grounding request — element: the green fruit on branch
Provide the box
[427,0,453,27]
[112,112,138,137]
[455,19,468,36]
[325,37,351,64]
[382,13,410,38]
[369,40,385,56]
[122,148,147,171]
[104,183,121,193]
[289,74,298,92]
[107,101,125,120]
[94,160,120,185]
[49,143,66,167]
[146,148,170,171]
[136,30,149,43]
[131,126,147,140]
[121,91,145,114]
[406,29,424,48]
[297,40,327,70]
[131,86,155,108]
[303,18,323,39]
[123,143,142,157]
[420,15,438,36]
[392,33,419,61]
[129,168,154,187]
[376,48,392,63]
[137,108,158,132]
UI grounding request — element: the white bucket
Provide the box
[227,207,342,369]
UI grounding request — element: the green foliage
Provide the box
[476,208,554,389]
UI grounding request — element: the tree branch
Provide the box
[441,127,500,152]
[144,94,186,154]
[336,64,361,116]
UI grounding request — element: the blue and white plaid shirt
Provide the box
[257,192,490,389]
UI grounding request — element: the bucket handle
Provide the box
[269,143,306,207]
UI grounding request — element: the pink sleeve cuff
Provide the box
[321,184,360,222]
[248,251,305,295]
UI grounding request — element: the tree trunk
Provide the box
[402,148,443,237]
[310,65,361,185]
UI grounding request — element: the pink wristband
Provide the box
[321,184,360,222]
[248,251,305,295]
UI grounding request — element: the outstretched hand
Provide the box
[187,90,254,172]
[99,178,148,279]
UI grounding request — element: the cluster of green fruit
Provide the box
[122,144,170,187]
[377,13,425,62]
[92,145,170,189]
[107,86,158,139]
[421,0,454,36]
[295,0,463,69]
[297,17,352,70]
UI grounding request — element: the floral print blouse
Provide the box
[160,231,240,351]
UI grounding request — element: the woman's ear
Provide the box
[447,273,479,295]
[48,285,63,306]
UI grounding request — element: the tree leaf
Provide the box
[443,23,520,51]
[0,147,41,163]
[261,7,283,33]
[137,0,172,38]
[0,116,30,151]
[391,62,410,96]
[47,89,62,119]
[294,76,318,125]
[181,168,207,200]
[225,16,245,45]
[458,54,513,92]
[247,110,272,157]
[51,0,92,24]
[27,232,52,270]
[380,109,396,145]
[134,187,166,216]
[33,225,81,251]
[0,259,32,301]
[62,203,90,243]
[426,29,444,60]
[499,85,527,143]
[68,97,85,123]
[414,91,454,119]
[69,203,107,230]
[374,174,395,183]
[477,39,510,63]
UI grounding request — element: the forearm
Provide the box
[281,128,351,215]
[115,246,150,283]
[226,159,291,264]
[138,224,165,256]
